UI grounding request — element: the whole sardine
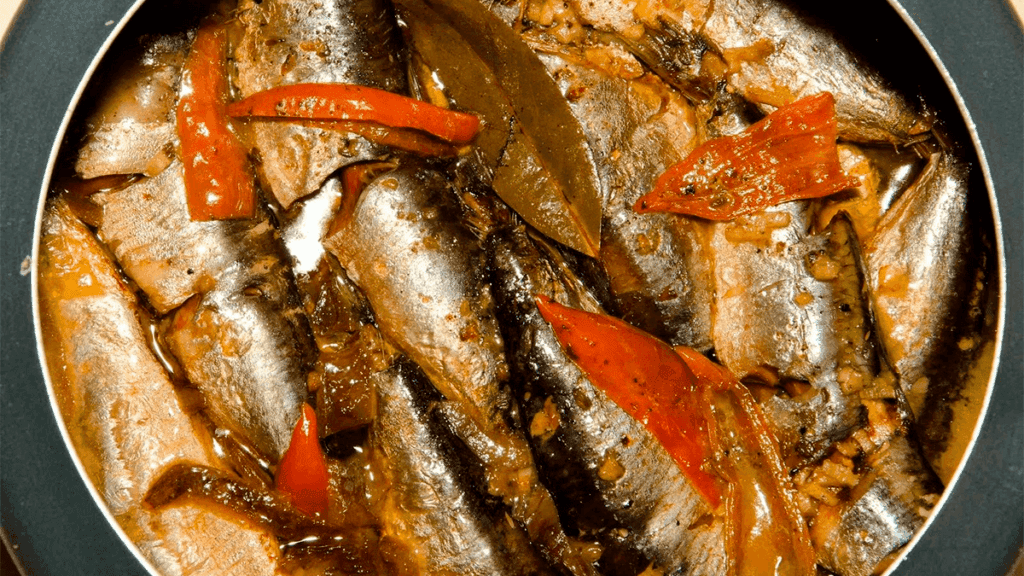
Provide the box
[489,225,726,576]
[38,199,280,576]
[233,0,408,208]
[862,152,995,479]
[371,358,558,576]
[534,49,715,350]
[95,160,311,462]
[326,163,596,575]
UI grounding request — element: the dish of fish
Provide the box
[34,0,999,574]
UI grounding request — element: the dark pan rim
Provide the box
[1,0,1020,574]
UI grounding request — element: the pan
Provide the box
[1,0,1020,573]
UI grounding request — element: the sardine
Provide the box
[325,163,596,575]
[862,152,994,478]
[581,0,930,143]
[709,203,868,464]
[95,160,311,462]
[74,33,186,179]
[489,225,726,576]
[534,49,715,350]
[813,435,942,576]
[37,199,280,576]
[233,0,408,208]
[371,358,558,575]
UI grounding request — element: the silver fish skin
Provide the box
[38,199,280,576]
[814,436,942,576]
[535,50,715,350]
[326,164,595,576]
[233,0,408,208]
[164,279,312,463]
[489,225,726,576]
[372,358,558,576]
[863,152,992,471]
[75,33,186,179]
[710,202,867,463]
[95,160,311,462]
[327,165,508,424]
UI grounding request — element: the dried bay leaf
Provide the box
[395,0,603,257]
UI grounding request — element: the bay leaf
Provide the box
[395,0,603,257]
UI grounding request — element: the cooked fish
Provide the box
[37,199,280,576]
[326,163,596,575]
[532,49,715,350]
[145,462,383,574]
[813,436,942,576]
[371,357,558,575]
[693,0,929,143]
[95,160,312,462]
[862,151,994,477]
[490,225,726,576]
[564,0,930,143]
[709,203,868,464]
[74,33,186,179]
[233,0,407,208]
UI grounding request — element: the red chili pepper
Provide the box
[535,295,724,507]
[227,84,481,145]
[276,403,330,517]
[176,23,255,221]
[634,92,857,221]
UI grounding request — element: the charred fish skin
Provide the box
[38,200,280,576]
[234,0,409,208]
[489,225,726,576]
[96,160,312,463]
[535,50,715,350]
[863,152,994,477]
[372,357,558,576]
[710,203,868,464]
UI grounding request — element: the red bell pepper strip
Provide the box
[276,403,330,517]
[535,295,724,507]
[634,92,857,221]
[226,84,481,145]
[177,23,256,221]
[674,347,817,576]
